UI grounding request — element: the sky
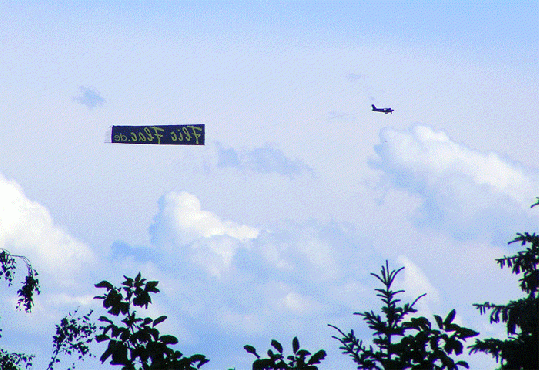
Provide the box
[0,1,538,369]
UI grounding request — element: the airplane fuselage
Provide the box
[371,104,394,114]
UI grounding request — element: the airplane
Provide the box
[371,104,394,114]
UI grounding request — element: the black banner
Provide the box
[111,125,204,145]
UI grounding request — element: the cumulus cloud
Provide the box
[163,191,258,241]
[372,125,539,241]
[216,143,313,178]
[252,222,344,282]
[73,86,105,109]
[150,191,259,277]
[140,192,379,350]
[149,192,352,283]
[0,174,95,286]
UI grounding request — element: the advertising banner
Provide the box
[111,125,204,145]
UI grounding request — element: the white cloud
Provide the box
[140,193,380,363]
[265,226,341,281]
[159,191,259,242]
[396,255,440,316]
[372,125,539,242]
[149,192,353,282]
[378,126,536,207]
[150,191,259,277]
[0,174,95,286]
[281,291,321,314]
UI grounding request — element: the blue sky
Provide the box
[0,1,538,369]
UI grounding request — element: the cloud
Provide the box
[138,192,379,349]
[150,191,259,277]
[152,191,259,243]
[372,125,539,242]
[216,143,313,178]
[0,174,96,287]
[396,255,440,316]
[73,86,105,109]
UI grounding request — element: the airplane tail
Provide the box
[371,104,376,109]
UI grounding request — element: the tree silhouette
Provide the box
[244,336,326,369]
[0,249,40,312]
[94,273,208,369]
[0,249,41,369]
[470,228,539,369]
[49,273,209,370]
[48,309,97,370]
[330,261,478,369]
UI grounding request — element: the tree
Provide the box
[0,249,40,312]
[0,248,41,370]
[48,309,97,370]
[469,229,539,369]
[94,272,208,369]
[49,273,208,370]
[244,337,326,369]
[330,261,478,369]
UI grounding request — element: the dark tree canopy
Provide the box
[470,231,539,369]
[94,272,208,370]
[48,273,209,370]
[330,261,478,370]
[244,337,326,370]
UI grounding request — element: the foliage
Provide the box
[244,337,326,369]
[0,249,40,312]
[330,261,478,369]
[93,272,209,370]
[469,230,539,369]
[0,249,40,370]
[47,309,97,370]
[0,350,34,370]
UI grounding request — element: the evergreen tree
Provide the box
[470,229,539,369]
[330,261,478,369]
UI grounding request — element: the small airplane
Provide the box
[371,104,394,114]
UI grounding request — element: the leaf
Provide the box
[145,280,160,293]
[271,339,283,353]
[160,334,178,345]
[292,336,299,354]
[141,317,153,326]
[95,281,113,290]
[454,340,464,355]
[308,350,327,365]
[100,340,117,362]
[153,315,168,327]
[434,314,443,329]
[95,334,110,342]
[244,345,259,358]
[459,327,479,339]
[444,309,456,326]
